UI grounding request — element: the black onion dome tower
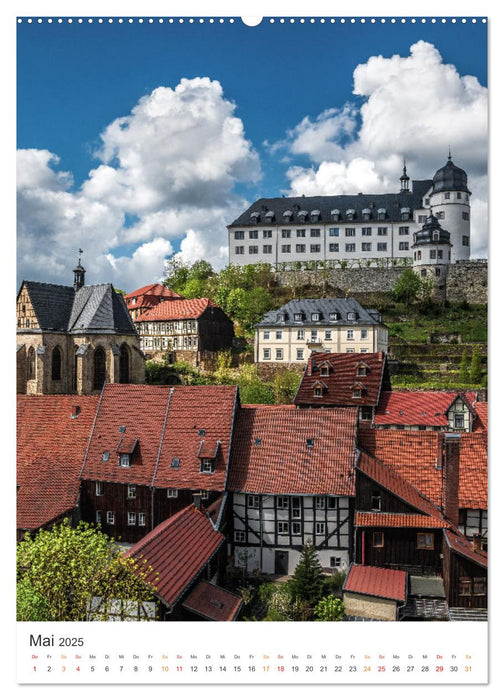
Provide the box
[432,153,471,195]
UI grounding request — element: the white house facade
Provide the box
[228,157,471,269]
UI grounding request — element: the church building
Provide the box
[16,255,145,395]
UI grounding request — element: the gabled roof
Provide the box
[294,352,388,407]
[256,298,383,328]
[356,450,446,522]
[17,395,99,530]
[443,529,487,569]
[154,386,238,491]
[126,505,224,609]
[473,402,488,431]
[80,384,173,486]
[227,405,358,495]
[229,183,432,227]
[343,564,407,602]
[80,384,238,491]
[373,390,477,427]
[355,512,449,529]
[19,281,136,335]
[357,428,487,511]
[182,581,243,621]
[135,298,221,323]
[125,283,182,301]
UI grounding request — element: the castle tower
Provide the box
[429,153,471,262]
[400,160,410,193]
[412,212,452,301]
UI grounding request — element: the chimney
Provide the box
[443,433,461,525]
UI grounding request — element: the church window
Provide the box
[93,347,106,390]
[27,347,36,380]
[119,344,130,384]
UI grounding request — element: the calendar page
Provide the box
[11,0,494,693]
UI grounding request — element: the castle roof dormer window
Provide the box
[346,209,355,220]
[347,311,357,321]
[331,209,340,221]
[329,312,340,321]
[311,312,320,322]
[310,209,320,222]
[250,211,260,222]
[377,208,386,221]
[400,207,411,221]
[283,210,292,222]
[362,208,371,221]
[298,210,308,222]
[277,312,286,322]
[265,210,275,223]
[293,312,304,322]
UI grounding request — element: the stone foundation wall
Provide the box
[275,260,487,305]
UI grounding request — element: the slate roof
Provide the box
[356,450,446,522]
[443,529,488,569]
[294,351,389,407]
[19,281,136,335]
[357,428,487,511]
[182,581,243,621]
[80,384,238,492]
[229,181,432,227]
[256,297,383,328]
[343,564,407,602]
[227,405,358,495]
[126,505,224,609]
[373,390,477,427]
[135,298,220,322]
[17,395,99,530]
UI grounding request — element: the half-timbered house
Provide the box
[227,404,358,575]
[373,390,479,432]
[124,283,184,321]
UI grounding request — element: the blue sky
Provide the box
[16,16,488,290]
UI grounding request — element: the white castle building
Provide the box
[227,155,471,268]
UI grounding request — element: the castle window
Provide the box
[249,246,259,254]
[282,229,291,238]
[27,347,36,380]
[399,241,409,251]
[399,226,409,235]
[462,212,470,220]
[345,228,355,237]
[249,230,258,239]
[234,231,244,240]
[296,229,306,238]
[329,243,339,252]
[310,229,320,237]
[263,245,272,254]
[310,244,321,253]
[329,227,339,236]
[296,244,306,253]
[281,245,290,254]
[51,346,62,381]
[235,246,244,255]
[93,347,106,390]
[462,236,470,246]
[263,230,272,238]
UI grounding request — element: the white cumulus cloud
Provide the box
[17,77,260,291]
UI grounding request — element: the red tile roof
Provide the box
[357,451,445,522]
[355,512,449,529]
[473,402,488,431]
[294,352,387,407]
[343,564,407,602]
[373,390,477,427]
[443,529,488,569]
[80,384,173,486]
[125,283,183,302]
[126,505,224,608]
[228,405,358,495]
[135,298,219,322]
[154,385,238,491]
[182,581,243,621]
[81,384,237,491]
[17,395,99,530]
[357,428,487,511]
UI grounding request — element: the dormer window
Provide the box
[265,210,274,223]
[312,380,327,397]
[331,209,340,221]
[377,208,386,221]
[346,209,355,220]
[298,210,308,222]
[119,453,131,468]
[200,458,215,474]
[357,364,368,376]
[283,210,292,222]
[362,208,371,221]
[311,312,320,322]
[320,365,330,377]
[277,313,286,322]
[347,312,357,321]
[353,388,362,398]
[433,231,440,241]
[250,212,260,223]
[294,313,303,322]
[329,312,340,321]
[170,457,180,469]
[401,207,411,221]
[117,438,138,468]
[310,209,320,222]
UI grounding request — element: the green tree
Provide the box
[289,541,325,609]
[314,595,345,621]
[273,368,302,404]
[392,269,422,304]
[17,520,157,621]
[459,348,470,383]
[237,364,274,404]
[469,346,483,384]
